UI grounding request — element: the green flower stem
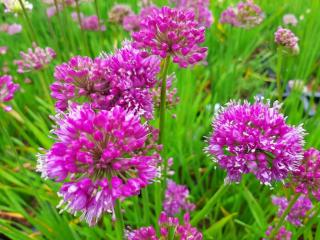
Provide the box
[74,0,90,56]
[0,103,23,123]
[94,0,104,48]
[269,193,300,239]
[115,200,124,239]
[17,0,37,43]
[37,70,54,113]
[191,184,230,226]
[276,47,283,101]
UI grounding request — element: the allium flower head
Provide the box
[129,212,202,240]
[71,13,105,31]
[123,6,157,32]
[37,104,160,226]
[0,75,19,103]
[164,180,195,216]
[108,4,133,24]
[14,43,56,73]
[264,226,292,240]
[291,148,320,200]
[220,0,264,28]
[132,6,207,68]
[283,14,298,26]
[0,23,22,35]
[275,27,299,54]
[207,98,305,185]
[170,0,214,28]
[51,43,160,119]
[272,195,312,226]
[1,0,33,13]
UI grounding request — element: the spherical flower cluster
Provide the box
[0,23,22,35]
[283,14,298,26]
[1,0,33,13]
[274,27,299,54]
[163,180,195,216]
[264,226,292,240]
[0,75,20,103]
[123,6,157,32]
[272,195,312,226]
[207,98,305,185]
[220,0,264,28]
[132,6,207,68]
[108,4,133,24]
[37,104,160,226]
[128,212,202,240]
[170,0,214,28]
[51,43,160,119]
[14,43,56,73]
[291,148,320,200]
[71,13,105,31]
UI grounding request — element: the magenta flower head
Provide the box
[71,13,105,31]
[129,212,202,240]
[274,26,299,54]
[291,148,320,200]
[272,195,312,226]
[207,98,305,185]
[108,4,133,24]
[14,43,56,73]
[0,75,19,103]
[170,0,214,28]
[51,43,160,119]
[163,180,195,216]
[132,6,207,68]
[220,0,264,28]
[264,226,292,240]
[37,104,160,226]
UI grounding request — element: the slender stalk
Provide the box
[142,188,150,225]
[276,47,283,101]
[269,193,300,239]
[17,0,37,43]
[0,103,23,123]
[93,0,104,48]
[74,0,90,55]
[115,200,124,239]
[37,70,54,112]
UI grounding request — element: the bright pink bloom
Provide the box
[207,98,305,185]
[132,6,207,68]
[275,27,299,54]
[264,226,292,240]
[0,75,19,103]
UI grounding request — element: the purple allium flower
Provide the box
[0,46,8,55]
[220,0,264,28]
[291,148,320,200]
[108,4,133,24]
[123,6,158,32]
[132,6,207,68]
[264,226,292,240]
[170,0,214,28]
[0,23,22,35]
[51,43,160,119]
[129,212,202,240]
[37,104,160,226]
[71,12,105,31]
[14,43,56,73]
[0,75,19,103]
[274,27,299,54]
[207,98,305,185]
[283,14,298,26]
[163,180,195,216]
[272,195,312,226]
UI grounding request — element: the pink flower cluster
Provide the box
[220,0,264,28]
[0,75,20,103]
[163,180,195,216]
[272,195,312,226]
[14,43,56,73]
[132,6,207,68]
[0,23,22,35]
[50,43,160,119]
[128,212,202,240]
[274,27,299,54]
[207,98,305,185]
[71,12,105,31]
[264,226,292,240]
[170,0,214,28]
[291,148,320,200]
[37,104,160,226]
[123,6,157,32]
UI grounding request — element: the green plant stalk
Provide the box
[37,71,54,112]
[74,0,90,56]
[141,188,150,225]
[17,0,37,43]
[115,200,124,239]
[269,193,300,239]
[94,0,104,48]
[0,103,23,123]
[276,47,283,101]
[191,184,230,226]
